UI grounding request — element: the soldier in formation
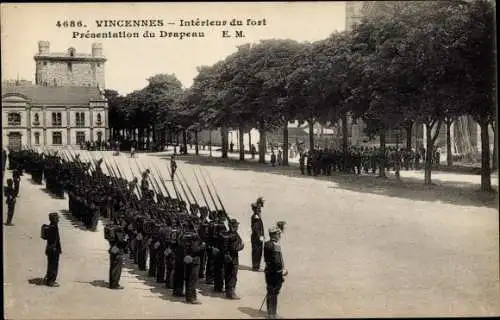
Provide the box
[298,146,437,177]
[14,147,247,304]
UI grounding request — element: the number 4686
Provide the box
[56,20,84,28]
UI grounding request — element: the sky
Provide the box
[1,2,346,95]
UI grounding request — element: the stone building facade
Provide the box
[35,41,105,88]
[2,42,108,150]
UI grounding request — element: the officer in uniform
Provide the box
[108,227,127,289]
[251,202,265,271]
[264,226,287,319]
[44,212,62,287]
[223,218,244,299]
[4,178,17,225]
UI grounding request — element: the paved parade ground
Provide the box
[3,150,500,319]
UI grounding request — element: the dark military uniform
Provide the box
[251,205,264,271]
[223,219,244,299]
[5,179,16,225]
[264,228,286,319]
[44,213,62,287]
[108,228,127,289]
[183,233,205,304]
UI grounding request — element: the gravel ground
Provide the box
[3,151,499,319]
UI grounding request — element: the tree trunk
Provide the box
[258,121,266,164]
[221,127,228,158]
[406,121,413,150]
[446,119,453,166]
[182,130,187,155]
[195,130,199,155]
[378,130,387,178]
[283,123,289,166]
[308,119,314,151]
[239,125,245,161]
[342,112,349,171]
[492,122,497,171]
[480,121,492,191]
[209,130,212,157]
[248,132,252,152]
[424,123,433,185]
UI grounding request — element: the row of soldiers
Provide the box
[299,147,441,176]
[5,147,288,318]
[10,148,251,303]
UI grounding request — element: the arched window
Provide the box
[34,132,40,145]
[96,113,102,126]
[97,131,102,142]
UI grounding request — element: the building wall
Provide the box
[2,105,109,148]
[35,59,105,88]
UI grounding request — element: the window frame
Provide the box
[76,131,86,145]
[7,112,21,126]
[34,132,40,145]
[52,131,62,145]
[51,112,62,127]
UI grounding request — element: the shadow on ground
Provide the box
[89,279,109,288]
[122,259,186,303]
[39,187,65,200]
[59,210,88,231]
[237,306,268,319]
[238,264,260,272]
[152,154,498,209]
[28,277,45,286]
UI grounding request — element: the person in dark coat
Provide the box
[13,167,22,197]
[108,228,127,289]
[4,178,17,225]
[44,212,62,287]
[170,155,177,181]
[250,203,264,271]
[223,219,244,299]
[183,233,206,304]
[172,233,186,297]
[264,226,287,319]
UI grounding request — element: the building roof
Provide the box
[2,85,106,105]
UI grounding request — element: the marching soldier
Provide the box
[42,212,62,287]
[251,202,265,271]
[264,226,287,319]
[4,178,17,226]
[223,218,244,299]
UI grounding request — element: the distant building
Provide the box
[2,41,108,150]
[35,41,106,88]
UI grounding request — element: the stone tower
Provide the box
[34,41,106,88]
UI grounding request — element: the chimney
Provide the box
[91,43,103,57]
[38,41,50,54]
